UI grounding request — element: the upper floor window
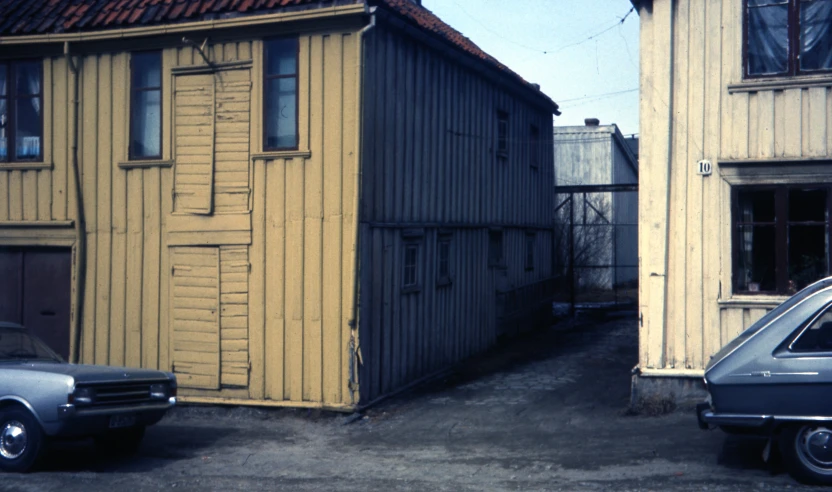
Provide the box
[264,38,299,150]
[488,229,505,268]
[497,110,508,159]
[745,0,832,77]
[130,51,162,160]
[0,60,43,161]
[525,232,536,271]
[733,185,830,295]
[529,124,540,169]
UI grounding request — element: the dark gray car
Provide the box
[0,322,176,472]
[698,277,832,484]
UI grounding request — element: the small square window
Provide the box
[489,230,504,268]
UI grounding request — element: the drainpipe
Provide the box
[347,6,376,405]
[65,41,86,364]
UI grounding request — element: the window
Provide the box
[529,124,539,169]
[789,302,832,352]
[733,185,830,295]
[745,0,832,77]
[526,232,536,271]
[497,110,508,158]
[437,235,452,286]
[264,38,299,150]
[488,229,504,268]
[0,60,43,161]
[403,243,420,292]
[130,52,162,160]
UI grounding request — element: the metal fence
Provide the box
[554,184,638,315]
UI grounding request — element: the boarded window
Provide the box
[0,60,43,161]
[745,0,832,77]
[174,73,215,214]
[264,38,299,150]
[214,69,252,214]
[170,247,221,390]
[130,52,162,159]
[733,185,830,295]
[219,245,249,388]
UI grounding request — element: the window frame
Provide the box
[263,37,300,152]
[129,50,163,161]
[488,229,505,269]
[731,184,832,295]
[496,110,508,159]
[437,233,452,287]
[743,0,832,79]
[0,59,44,163]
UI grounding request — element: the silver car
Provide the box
[0,321,176,472]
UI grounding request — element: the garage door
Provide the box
[0,248,72,360]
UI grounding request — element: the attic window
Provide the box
[130,51,162,160]
[264,38,299,150]
[745,0,832,77]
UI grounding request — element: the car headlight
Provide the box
[71,387,95,405]
[150,383,169,400]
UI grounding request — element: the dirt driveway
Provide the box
[0,315,808,491]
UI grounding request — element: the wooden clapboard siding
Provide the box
[174,73,215,215]
[170,246,221,390]
[639,0,832,375]
[220,245,249,387]
[357,24,556,403]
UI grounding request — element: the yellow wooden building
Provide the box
[0,0,559,410]
[634,0,832,403]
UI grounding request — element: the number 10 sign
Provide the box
[696,160,712,176]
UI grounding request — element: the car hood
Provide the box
[3,362,171,383]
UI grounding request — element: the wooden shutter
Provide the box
[173,73,215,214]
[170,247,221,389]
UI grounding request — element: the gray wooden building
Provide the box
[356,1,560,404]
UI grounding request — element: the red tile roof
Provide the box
[0,0,557,111]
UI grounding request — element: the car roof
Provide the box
[0,322,25,330]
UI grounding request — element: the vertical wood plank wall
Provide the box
[0,27,361,409]
[638,0,832,373]
[357,25,556,402]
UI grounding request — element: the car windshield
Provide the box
[0,328,63,362]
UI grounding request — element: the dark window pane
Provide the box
[0,98,7,160]
[789,224,828,291]
[266,39,298,76]
[132,52,161,88]
[15,61,40,95]
[747,3,789,75]
[497,112,508,154]
[438,241,450,278]
[801,0,832,72]
[15,96,40,159]
[789,188,827,222]
[265,77,297,149]
[130,90,161,158]
[737,225,777,292]
[404,245,418,286]
[489,231,503,265]
[792,305,832,351]
[737,189,776,222]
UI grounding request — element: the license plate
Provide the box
[109,415,137,429]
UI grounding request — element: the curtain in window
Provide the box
[15,62,41,159]
[747,0,789,75]
[801,0,832,71]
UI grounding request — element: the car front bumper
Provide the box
[50,397,176,437]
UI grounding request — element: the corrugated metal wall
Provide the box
[357,24,556,403]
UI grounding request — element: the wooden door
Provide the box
[0,248,72,359]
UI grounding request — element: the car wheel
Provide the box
[0,407,43,473]
[780,424,832,484]
[95,425,145,456]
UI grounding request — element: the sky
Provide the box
[420,0,640,137]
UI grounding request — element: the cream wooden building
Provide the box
[634,0,832,403]
[0,0,559,410]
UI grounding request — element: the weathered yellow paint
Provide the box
[0,22,363,408]
[638,0,832,376]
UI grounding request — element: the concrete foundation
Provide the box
[630,373,708,411]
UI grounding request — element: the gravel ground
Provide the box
[0,313,814,491]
